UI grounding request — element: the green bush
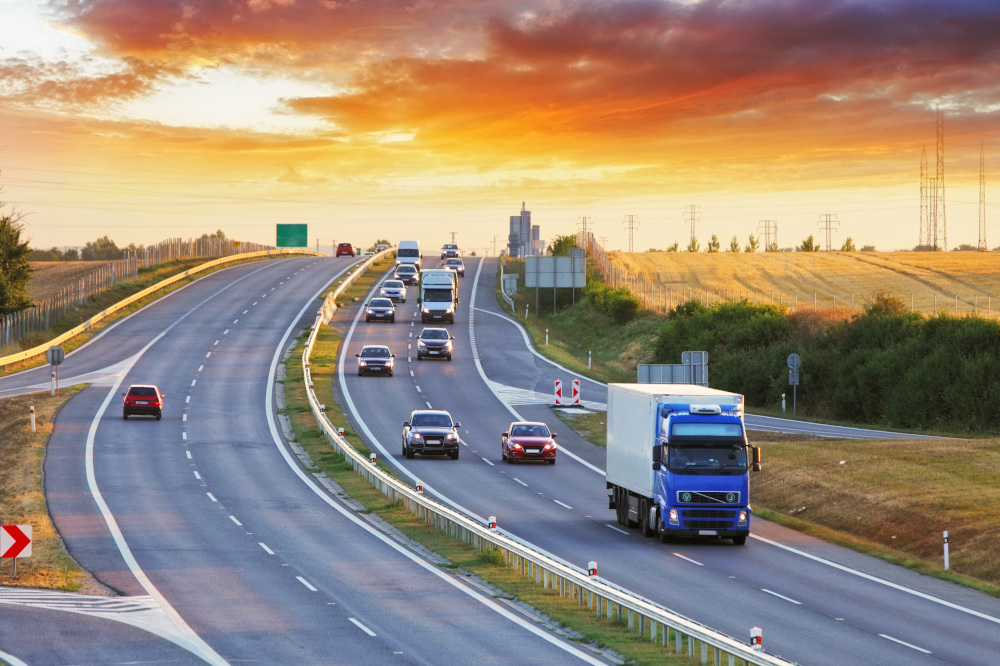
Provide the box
[585,283,641,324]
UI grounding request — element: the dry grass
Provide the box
[0,388,88,590]
[751,436,1000,593]
[28,262,113,302]
[611,251,1000,315]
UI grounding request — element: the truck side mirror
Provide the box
[652,445,662,464]
[652,462,661,471]
[752,446,762,472]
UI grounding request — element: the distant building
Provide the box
[507,202,543,257]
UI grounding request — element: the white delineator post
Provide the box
[944,530,950,570]
[587,561,597,577]
[369,452,377,465]
[750,627,762,651]
[487,516,497,531]
[30,406,35,433]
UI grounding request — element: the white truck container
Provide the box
[606,383,760,545]
[418,269,459,324]
[396,239,421,269]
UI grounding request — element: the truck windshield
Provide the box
[667,445,747,474]
[398,248,419,257]
[424,288,453,302]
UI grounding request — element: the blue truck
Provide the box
[605,384,761,546]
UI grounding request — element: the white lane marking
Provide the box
[751,533,1000,626]
[297,576,317,592]
[243,310,248,315]
[673,553,704,566]
[349,617,377,637]
[213,340,219,346]
[183,413,188,421]
[482,458,494,466]
[229,516,243,527]
[206,492,217,502]
[182,432,187,440]
[205,352,211,358]
[762,588,801,605]
[415,385,421,392]
[553,500,573,510]
[514,478,528,487]
[259,542,275,555]
[197,365,203,372]
[185,396,190,403]
[186,451,192,459]
[280,273,604,665]
[468,261,604,476]
[407,343,411,350]
[409,370,414,377]
[880,634,932,654]
[191,379,196,386]
[0,649,29,666]
[606,524,629,535]
[193,471,201,480]
[223,329,229,335]
[253,301,258,306]
[233,319,239,324]
[425,401,433,409]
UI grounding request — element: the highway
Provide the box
[339,256,1000,666]
[0,256,601,665]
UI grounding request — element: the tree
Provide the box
[744,234,760,253]
[860,245,877,252]
[727,235,741,252]
[766,242,779,252]
[81,235,121,260]
[548,234,577,256]
[798,235,820,252]
[0,208,33,316]
[706,234,720,253]
[666,241,679,252]
[686,237,700,253]
[840,237,856,252]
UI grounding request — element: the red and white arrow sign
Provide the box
[1,525,31,558]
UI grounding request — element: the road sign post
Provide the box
[46,346,65,395]
[787,353,801,416]
[2,524,32,577]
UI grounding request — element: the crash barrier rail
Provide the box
[0,248,320,371]
[302,256,793,666]
[497,252,517,312]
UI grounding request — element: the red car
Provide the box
[122,384,164,420]
[501,421,557,464]
[336,242,355,257]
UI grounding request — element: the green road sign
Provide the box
[276,224,308,248]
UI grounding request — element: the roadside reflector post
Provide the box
[30,406,35,433]
[369,453,377,465]
[750,626,762,650]
[588,561,597,577]
[319,404,325,413]
[588,351,592,370]
[488,516,497,531]
[944,530,950,570]
[781,393,786,412]
[337,427,344,437]
[525,304,529,319]
[415,480,423,493]
[51,367,56,396]
[545,329,549,346]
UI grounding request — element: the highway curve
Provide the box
[338,256,1000,666]
[0,256,602,665]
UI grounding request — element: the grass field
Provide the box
[610,250,1000,315]
[28,261,113,302]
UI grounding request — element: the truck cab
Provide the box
[418,269,459,324]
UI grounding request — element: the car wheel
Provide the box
[402,298,406,303]
[659,531,675,544]
[358,369,363,376]
[548,458,556,465]
[156,411,162,421]
[388,369,394,377]
[390,315,395,323]
[450,450,459,460]
[447,354,452,361]
[640,500,655,537]
[365,316,371,322]
[406,443,415,460]
[122,411,128,420]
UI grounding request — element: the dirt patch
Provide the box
[28,262,112,302]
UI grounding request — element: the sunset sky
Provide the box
[1,0,998,254]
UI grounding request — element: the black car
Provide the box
[380,279,407,302]
[365,298,396,323]
[442,258,465,277]
[356,345,395,376]
[402,410,461,459]
[394,264,419,285]
[416,327,453,361]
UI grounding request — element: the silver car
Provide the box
[380,279,407,302]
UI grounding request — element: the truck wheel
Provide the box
[732,536,747,546]
[615,490,627,526]
[641,502,656,538]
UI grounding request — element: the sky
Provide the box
[1,0,999,255]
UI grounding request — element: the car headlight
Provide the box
[411,432,422,440]
[544,442,556,450]
[446,433,458,441]
[418,340,427,347]
[509,442,522,449]
[358,360,367,366]
[367,309,375,314]
[422,306,431,314]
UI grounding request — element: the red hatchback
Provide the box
[122,384,164,420]
[336,242,355,257]
[501,421,557,464]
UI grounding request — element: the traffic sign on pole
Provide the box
[1,525,31,558]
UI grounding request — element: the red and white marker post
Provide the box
[554,380,563,406]
[1,525,32,577]
[571,379,580,405]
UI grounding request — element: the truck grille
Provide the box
[676,491,741,505]
[685,520,732,529]
[681,510,734,519]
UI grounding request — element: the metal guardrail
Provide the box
[0,248,321,370]
[497,252,516,312]
[302,255,793,666]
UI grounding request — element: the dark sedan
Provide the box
[442,258,465,277]
[356,345,395,376]
[394,264,420,285]
[416,327,453,360]
[402,410,461,459]
[365,298,396,323]
[501,421,557,464]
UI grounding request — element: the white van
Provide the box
[396,240,421,269]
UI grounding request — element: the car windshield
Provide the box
[370,299,392,308]
[446,259,463,265]
[444,244,457,249]
[420,329,449,340]
[411,413,453,427]
[667,445,748,473]
[128,387,157,397]
[397,265,416,274]
[383,281,403,289]
[362,347,390,358]
[511,424,549,438]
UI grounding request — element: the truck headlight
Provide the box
[668,508,679,526]
[738,510,748,526]
[422,306,431,314]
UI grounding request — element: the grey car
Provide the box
[380,279,407,302]
[402,410,461,459]
[416,328,453,361]
[356,345,395,376]
[365,298,396,323]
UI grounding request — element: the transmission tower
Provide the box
[622,215,639,252]
[684,205,701,244]
[758,220,777,250]
[449,231,457,243]
[817,214,839,251]
[980,141,988,251]
[935,110,948,251]
[919,146,928,247]
[578,216,592,246]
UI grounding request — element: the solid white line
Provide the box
[762,588,801,605]
[297,576,318,592]
[259,542,274,555]
[673,553,704,566]
[751,533,1000,626]
[879,634,932,654]
[186,451,191,459]
[349,617,377,637]
[482,458,494,466]
[193,471,201,480]
[206,492,217,503]
[605,524,629,535]
[553,500,573,509]
[514,478,528,487]
[229,516,242,527]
